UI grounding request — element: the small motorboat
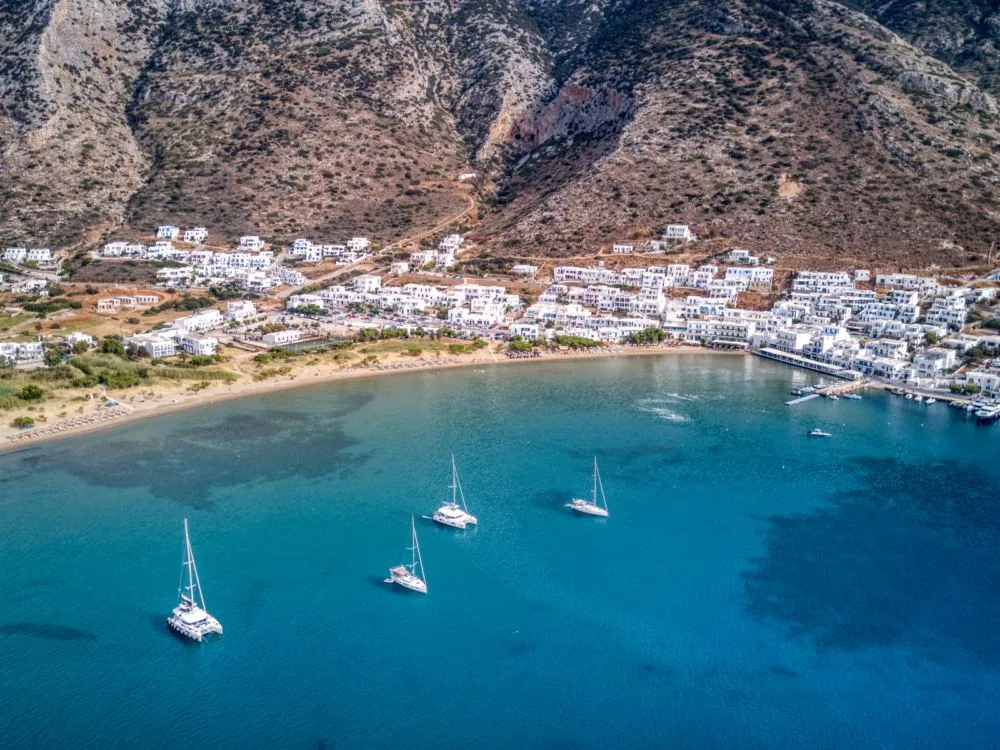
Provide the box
[843,393,862,400]
[925,398,937,405]
[807,428,832,437]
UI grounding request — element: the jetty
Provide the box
[786,379,870,406]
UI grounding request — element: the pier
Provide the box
[785,379,870,406]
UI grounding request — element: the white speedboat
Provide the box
[843,393,862,400]
[905,393,913,399]
[566,457,609,517]
[826,394,839,401]
[431,454,477,529]
[807,428,832,437]
[166,519,223,642]
[915,395,924,403]
[925,398,937,405]
[385,515,427,594]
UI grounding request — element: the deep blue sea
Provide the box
[1,354,999,749]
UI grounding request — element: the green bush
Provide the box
[19,384,44,401]
[11,416,34,429]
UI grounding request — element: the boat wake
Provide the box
[636,399,692,423]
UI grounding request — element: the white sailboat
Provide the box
[166,518,223,642]
[431,454,477,529]
[385,514,428,594]
[566,457,609,517]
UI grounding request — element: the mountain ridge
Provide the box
[2,0,999,267]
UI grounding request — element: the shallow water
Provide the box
[1,354,998,748]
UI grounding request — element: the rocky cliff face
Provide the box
[1,0,999,266]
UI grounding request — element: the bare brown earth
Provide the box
[3,0,1000,270]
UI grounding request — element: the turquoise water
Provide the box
[1,354,999,749]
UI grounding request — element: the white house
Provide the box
[347,237,370,253]
[353,274,382,294]
[174,309,224,332]
[226,300,257,321]
[126,333,176,358]
[665,224,695,242]
[180,333,218,355]
[65,332,95,350]
[262,329,302,346]
[156,226,180,240]
[612,243,635,254]
[3,247,27,264]
[26,248,53,264]
[854,269,871,282]
[239,236,266,252]
[911,348,957,379]
[390,262,410,275]
[183,227,208,244]
[511,264,538,278]
[0,341,43,362]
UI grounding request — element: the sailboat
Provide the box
[166,518,223,642]
[385,515,428,594]
[431,454,477,529]
[566,457,609,517]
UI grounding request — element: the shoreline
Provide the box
[0,346,743,452]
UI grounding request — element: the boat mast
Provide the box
[592,457,598,506]
[410,514,426,583]
[595,459,608,512]
[182,518,207,610]
[452,454,468,512]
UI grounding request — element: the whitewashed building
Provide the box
[262,330,302,346]
[183,227,208,244]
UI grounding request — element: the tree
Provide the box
[19,385,44,401]
[43,348,63,367]
[71,340,90,355]
[100,337,125,356]
[11,416,34,429]
[924,331,939,346]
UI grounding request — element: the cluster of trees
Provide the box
[626,327,668,345]
[289,305,325,316]
[950,383,982,394]
[144,295,215,316]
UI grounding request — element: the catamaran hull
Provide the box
[166,615,223,642]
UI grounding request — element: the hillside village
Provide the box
[0,221,999,437]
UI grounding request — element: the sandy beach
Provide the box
[0,344,742,451]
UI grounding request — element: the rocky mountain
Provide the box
[2,0,1000,267]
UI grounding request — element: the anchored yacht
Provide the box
[807,428,832,437]
[166,518,223,642]
[566,457,609,517]
[431,455,477,529]
[385,515,428,594]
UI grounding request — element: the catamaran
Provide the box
[431,454,477,529]
[566,457,609,517]
[385,515,428,593]
[166,518,223,642]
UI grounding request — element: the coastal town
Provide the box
[0,221,999,443]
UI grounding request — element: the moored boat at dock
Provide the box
[975,403,1000,424]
